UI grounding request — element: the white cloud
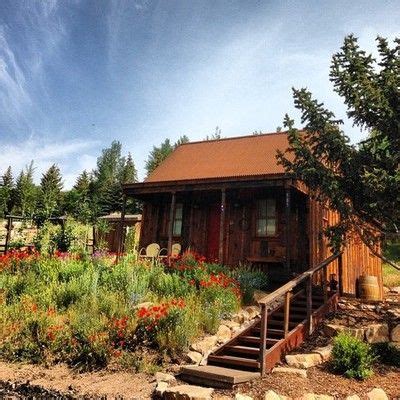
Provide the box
[0,138,99,189]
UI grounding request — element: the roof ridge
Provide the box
[178,130,289,146]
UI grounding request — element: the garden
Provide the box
[0,220,267,374]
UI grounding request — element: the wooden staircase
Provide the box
[180,252,342,387]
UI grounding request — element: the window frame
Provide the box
[172,202,183,237]
[255,198,277,237]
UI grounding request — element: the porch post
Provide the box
[285,186,291,272]
[218,188,226,263]
[168,192,176,255]
[117,194,127,260]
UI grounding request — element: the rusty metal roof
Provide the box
[145,132,290,183]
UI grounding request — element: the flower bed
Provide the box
[0,249,267,371]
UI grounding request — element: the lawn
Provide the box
[382,263,400,288]
[0,248,266,372]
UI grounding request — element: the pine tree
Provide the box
[278,35,400,269]
[145,136,190,176]
[15,161,37,218]
[37,164,63,220]
[0,166,14,217]
[120,153,137,184]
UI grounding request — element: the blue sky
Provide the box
[0,0,399,188]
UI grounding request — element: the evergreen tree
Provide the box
[0,166,14,217]
[15,161,37,218]
[277,35,400,269]
[145,136,190,176]
[120,153,137,184]
[37,164,63,220]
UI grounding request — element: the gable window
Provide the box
[173,203,183,236]
[256,199,276,236]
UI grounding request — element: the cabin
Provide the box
[123,132,382,297]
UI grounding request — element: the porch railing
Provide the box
[257,251,343,376]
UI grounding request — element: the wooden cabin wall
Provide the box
[308,198,382,297]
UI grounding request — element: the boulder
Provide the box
[264,390,288,400]
[155,381,169,397]
[186,351,202,365]
[272,366,307,378]
[191,336,218,355]
[163,385,214,400]
[213,396,233,400]
[244,306,260,319]
[155,372,176,384]
[235,394,253,400]
[366,388,389,400]
[391,324,400,342]
[365,324,389,343]
[216,325,232,343]
[312,345,333,362]
[345,396,361,400]
[324,324,364,340]
[390,286,400,294]
[233,310,250,324]
[299,395,333,400]
[221,320,241,329]
[285,353,322,369]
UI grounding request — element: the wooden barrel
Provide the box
[359,275,380,301]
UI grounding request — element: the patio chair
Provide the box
[138,243,160,260]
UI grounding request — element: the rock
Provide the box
[200,351,211,366]
[264,390,288,400]
[299,395,333,400]
[365,324,389,343]
[244,306,260,319]
[272,366,307,378]
[366,388,389,400]
[163,385,214,400]
[155,372,176,384]
[216,325,232,343]
[155,381,169,397]
[186,351,202,364]
[345,396,361,400]
[191,336,218,355]
[221,320,241,329]
[253,289,269,302]
[312,345,333,362]
[389,341,400,350]
[324,324,364,340]
[213,396,233,400]
[391,324,400,342]
[235,394,253,400]
[360,304,376,311]
[233,310,250,324]
[390,286,400,294]
[285,353,322,369]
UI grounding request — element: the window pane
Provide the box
[258,199,267,217]
[173,220,182,236]
[256,219,267,236]
[267,199,276,217]
[266,218,276,235]
[175,203,183,219]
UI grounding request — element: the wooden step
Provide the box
[251,327,285,337]
[238,336,280,346]
[225,345,260,356]
[208,354,260,369]
[180,365,259,388]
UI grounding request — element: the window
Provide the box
[173,203,183,236]
[256,199,276,236]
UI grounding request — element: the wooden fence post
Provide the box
[4,216,12,254]
[259,303,268,376]
[306,274,313,335]
[284,291,291,338]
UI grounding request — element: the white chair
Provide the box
[138,243,160,260]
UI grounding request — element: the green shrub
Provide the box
[232,267,268,304]
[373,342,400,367]
[331,333,375,379]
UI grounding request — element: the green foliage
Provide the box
[14,161,38,218]
[145,136,190,176]
[373,342,400,367]
[232,267,268,304]
[331,333,375,379]
[278,35,400,255]
[37,164,63,221]
[0,166,15,217]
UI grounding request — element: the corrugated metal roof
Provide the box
[145,132,290,183]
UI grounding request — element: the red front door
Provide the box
[207,203,220,262]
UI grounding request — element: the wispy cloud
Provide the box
[0,137,99,189]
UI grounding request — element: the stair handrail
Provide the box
[257,251,343,376]
[257,251,343,305]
